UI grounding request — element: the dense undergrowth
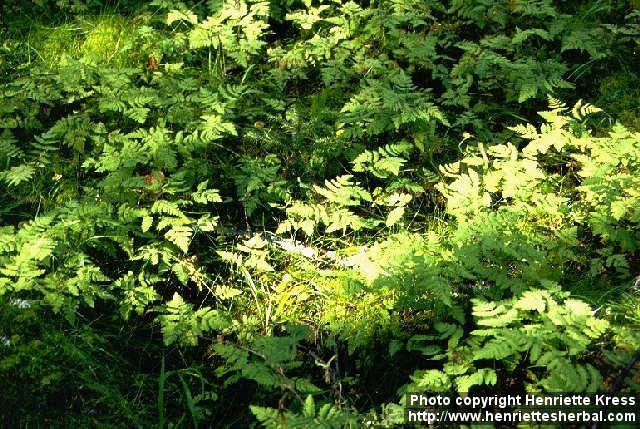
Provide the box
[1,0,639,427]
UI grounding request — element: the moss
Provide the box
[28,24,84,68]
[26,15,137,69]
[80,15,135,66]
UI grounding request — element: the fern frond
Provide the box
[313,175,371,206]
[0,164,35,186]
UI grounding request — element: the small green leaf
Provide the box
[303,395,315,418]
[141,216,153,233]
[385,206,405,226]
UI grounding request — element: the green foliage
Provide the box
[470,288,608,392]
[1,0,639,427]
[251,395,359,429]
[159,293,228,346]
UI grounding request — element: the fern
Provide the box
[0,130,22,164]
[312,175,371,207]
[470,288,609,392]
[1,0,639,424]
[0,164,35,186]
[159,293,228,346]
[352,141,412,178]
[251,396,358,429]
[151,200,185,218]
[164,225,193,253]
